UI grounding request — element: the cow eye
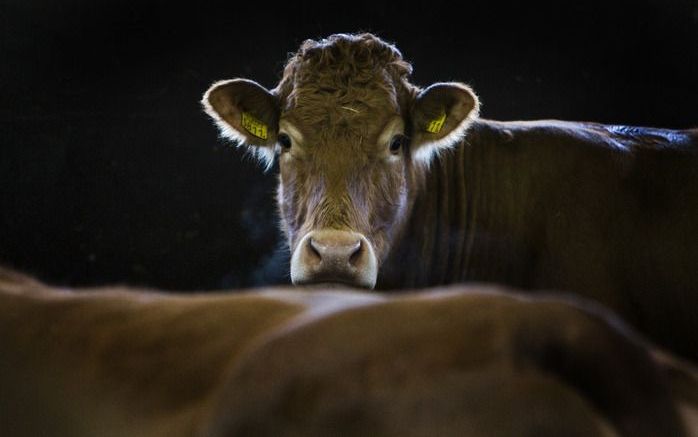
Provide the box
[389,135,405,155]
[278,133,292,151]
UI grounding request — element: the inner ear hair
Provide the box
[407,83,479,164]
[413,83,479,135]
[202,79,280,147]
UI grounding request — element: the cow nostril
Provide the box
[307,238,322,263]
[348,240,363,266]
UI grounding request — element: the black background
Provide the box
[1,0,697,290]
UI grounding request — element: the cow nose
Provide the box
[291,230,378,288]
[309,236,362,267]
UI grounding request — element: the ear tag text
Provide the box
[241,112,269,140]
[426,112,447,134]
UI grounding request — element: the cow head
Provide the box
[203,33,479,288]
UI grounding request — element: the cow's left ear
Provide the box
[202,78,280,166]
[410,82,480,162]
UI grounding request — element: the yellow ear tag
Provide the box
[426,112,447,134]
[241,112,268,140]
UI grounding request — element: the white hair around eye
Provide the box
[279,120,304,145]
[378,116,406,161]
[278,119,308,161]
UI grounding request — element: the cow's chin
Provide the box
[289,229,378,289]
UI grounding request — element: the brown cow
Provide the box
[202,33,698,360]
[1,267,696,436]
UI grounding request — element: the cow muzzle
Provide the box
[290,229,378,289]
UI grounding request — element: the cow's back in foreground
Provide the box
[1,268,696,436]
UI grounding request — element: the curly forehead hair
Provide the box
[275,33,417,111]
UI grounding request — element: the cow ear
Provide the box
[202,79,280,166]
[410,82,479,163]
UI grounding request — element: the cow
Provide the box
[201,33,698,360]
[0,266,696,436]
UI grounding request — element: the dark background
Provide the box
[1,0,697,290]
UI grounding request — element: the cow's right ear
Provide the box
[202,79,280,164]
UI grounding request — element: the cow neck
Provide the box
[413,137,480,287]
[380,121,536,290]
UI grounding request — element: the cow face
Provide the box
[203,34,479,288]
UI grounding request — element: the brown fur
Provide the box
[1,267,697,436]
[273,34,419,259]
[203,34,478,266]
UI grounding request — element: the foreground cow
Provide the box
[202,33,698,360]
[1,267,696,436]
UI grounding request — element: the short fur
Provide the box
[1,266,696,436]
